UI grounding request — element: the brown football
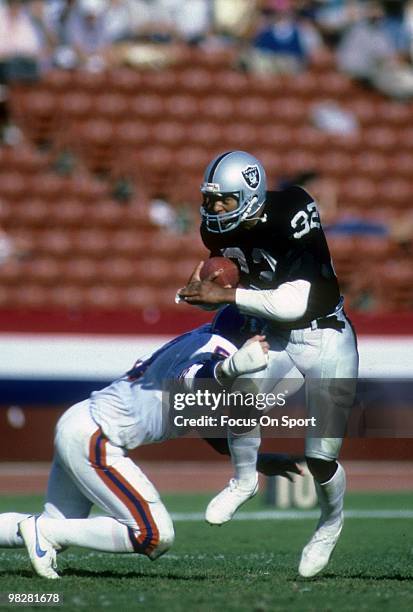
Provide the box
[200,257,240,288]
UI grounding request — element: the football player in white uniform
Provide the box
[0,310,302,580]
[178,150,359,578]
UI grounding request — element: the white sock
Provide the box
[0,512,29,547]
[315,463,346,528]
[40,516,135,553]
[228,433,260,490]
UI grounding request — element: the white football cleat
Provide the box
[298,513,343,578]
[205,477,258,525]
[19,516,59,580]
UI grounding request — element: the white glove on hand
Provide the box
[220,335,269,379]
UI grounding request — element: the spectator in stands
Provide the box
[337,0,413,99]
[0,0,46,144]
[0,0,44,83]
[310,0,363,47]
[127,0,211,46]
[242,0,325,75]
[56,0,115,70]
[172,0,212,46]
[212,0,260,43]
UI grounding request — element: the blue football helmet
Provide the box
[211,305,264,347]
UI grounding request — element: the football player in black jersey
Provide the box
[178,150,359,578]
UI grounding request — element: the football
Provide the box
[200,257,240,288]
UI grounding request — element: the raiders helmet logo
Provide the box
[241,165,260,189]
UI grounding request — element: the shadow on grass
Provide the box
[291,572,413,582]
[61,568,215,581]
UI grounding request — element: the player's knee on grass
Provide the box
[306,457,337,483]
[146,520,175,561]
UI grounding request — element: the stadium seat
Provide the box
[11,89,59,144]
[175,67,214,96]
[49,285,85,308]
[164,94,201,121]
[186,121,222,149]
[234,97,271,124]
[99,258,136,286]
[373,260,413,311]
[128,94,165,121]
[0,259,22,286]
[221,123,257,150]
[34,229,72,258]
[151,121,186,149]
[63,258,98,286]
[83,285,122,309]
[141,69,180,95]
[362,127,398,151]
[47,199,86,227]
[94,92,129,121]
[114,121,151,149]
[56,91,94,123]
[198,96,235,123]
[107,68,144,95]
[22,258,61,286]
[86,200,125,228]
[11,284,48,307]
[269,97,307,124]
[0,171,28,200]
[12,199,50,228]
[353,152,388,178]
[380,178,411,208]
[212,70,249,97]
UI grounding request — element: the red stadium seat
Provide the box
[94,92,129,121]
[114,121,151,149]
[233,97,271,124]
[269,97,307,124]
[128,94,165,121]
[0,171,29,200]
[98,258,136,286]
[141,69,179,95]
[83,285,122,309]
[362,127,398,151]
[82,200,123,229]
[11,285,48,307]
[198,96,235,123]
[373,260,413,311]
[353,152,388,178]
[187,122,223,148]
[221,123,258,150]
[107,68,144,95]
[63,258,98,285]
[164,94,200,121]
[49,285,85,308]
[22,258,61,286]
[56,91,94,123]
[34,229,72,258]
[12,199,50,228]
[151,121,186,149]
[176,67,214,96]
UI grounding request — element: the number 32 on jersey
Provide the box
[291,201,321,239]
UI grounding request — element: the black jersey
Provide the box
[200,186,341,327]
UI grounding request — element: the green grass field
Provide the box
[0,492,412,611]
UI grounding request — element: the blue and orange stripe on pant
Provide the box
[89,429,160,556]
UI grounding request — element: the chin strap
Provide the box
[247,213,267,224]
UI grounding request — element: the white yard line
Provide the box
[170,509,413,521]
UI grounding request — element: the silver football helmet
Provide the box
[200,151,267,233]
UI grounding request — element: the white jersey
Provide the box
[89,325,236,449]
